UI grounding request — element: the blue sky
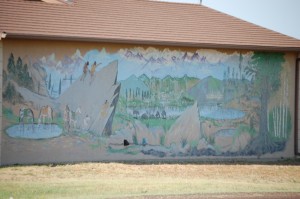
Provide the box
[157,0,300,39]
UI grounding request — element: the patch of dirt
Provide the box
[128,193,300,199]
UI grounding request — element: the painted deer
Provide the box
[19,107,34,132]
[38,105,53,125]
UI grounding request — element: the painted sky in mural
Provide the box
[40,48,253,98]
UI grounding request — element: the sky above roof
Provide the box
[157,0,300,40]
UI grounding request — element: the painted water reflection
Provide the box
[200,106,245,120]
[216,129,236,137]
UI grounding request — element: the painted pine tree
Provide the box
[245,52,285,154]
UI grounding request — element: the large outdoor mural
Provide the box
[1,46,293,163]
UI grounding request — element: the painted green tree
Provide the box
[16,57,23,80]
[245,52,285,154]
[59,78,62,95]
[6,54,33,90]
[7,53,16,75]
[48,74,52,90]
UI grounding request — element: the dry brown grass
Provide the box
[0,162,300,198]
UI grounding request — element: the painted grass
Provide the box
[0,163,300,198]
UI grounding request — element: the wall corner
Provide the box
[0,40,3,166]
[296,54,300,156]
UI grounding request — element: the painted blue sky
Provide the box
[41,48,252,94]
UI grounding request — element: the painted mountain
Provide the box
[58,61,120,136]
[189,76,224,105]
[120,75,150,98]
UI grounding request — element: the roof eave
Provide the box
[4,32,300,52]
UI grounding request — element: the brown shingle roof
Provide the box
[1,0,300,51]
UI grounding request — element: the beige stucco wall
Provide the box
[0,39,298,165]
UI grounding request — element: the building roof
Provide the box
[1,0,300,51]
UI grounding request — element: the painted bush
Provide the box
[1,46,292,164]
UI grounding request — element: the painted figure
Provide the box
[80,61,89,81]
[63,105,70,132]
[69,110,77,130]
[83,115,90,131]
[90,61,101,77]
[101,100,109,118]
[75,106,82,128]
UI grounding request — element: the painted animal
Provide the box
[141,113,148,120]
[161,110,167,119]
[150,114,155,119]
[155,111,160,118]
[39,105,53,124]
[19,107,34,130]
[133,110,139,119]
